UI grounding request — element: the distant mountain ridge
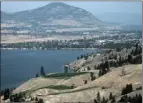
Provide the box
[1,2,133,35]
[2,2,102,25]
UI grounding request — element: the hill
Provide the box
[1,2,121,35]
[3,2,102,25]
[1,64,140,103]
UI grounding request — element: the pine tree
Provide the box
[36,73,39,78]
[80,55,83,59]
[119,94,142,103]
[119,55,122,66]
[97,92,101,103]
[121,84,133,95]
[105,60,109,70]
[134,47,138,56]
[64,65,68,74]
[87,66,91,70]
[77,56,79,60]
[40,66,45,76]
[35,97,38,101]
[128,54,132,63]
[3,88,10,100]
[131,49,134,55]
[109,92,113,100]
[135,43,138,49]
[128,84,133,93]
[98,70,102,77]
[84,55,88,60]
[91,76,96,81]
[101,97,106,103]
[138,46,142,54]
[37,98,44,103]
[111,96,116,103]
[90,72,94,77]
[83,80,87,84]
[94,99,98,103]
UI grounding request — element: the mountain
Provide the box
[1,2,122,35]
[1,11,11,20]
[2,2,102,24]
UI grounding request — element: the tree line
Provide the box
[0,87,15,100]
[93,83,141,103]
[95,43,142,78]
[1,38,138,50]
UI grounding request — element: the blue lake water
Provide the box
[1,49,97,89]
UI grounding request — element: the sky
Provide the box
[1,1,142,25]
[1,1,142,14]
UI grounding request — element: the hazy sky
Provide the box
[1,1,142,14]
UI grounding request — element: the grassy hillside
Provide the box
[6,64,140,103]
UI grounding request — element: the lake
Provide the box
[1,49,97,89]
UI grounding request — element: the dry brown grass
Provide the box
[12,64,141,103]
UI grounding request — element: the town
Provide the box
[1,30,141,50]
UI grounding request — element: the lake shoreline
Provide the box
[1,47,113,51]
[1,49,97,89]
